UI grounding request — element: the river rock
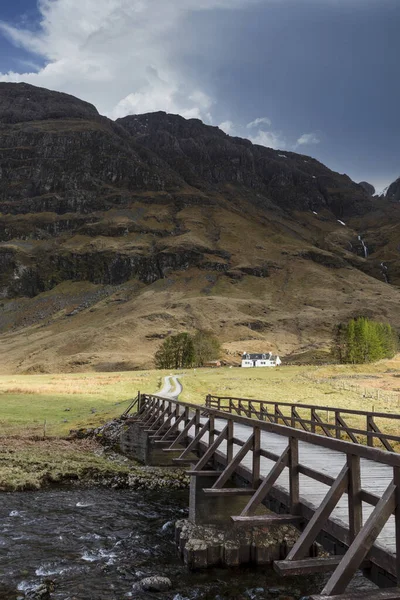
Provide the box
[134,576,172,592]
[25,579,55,599]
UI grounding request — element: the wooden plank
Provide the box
[321,482,397,596]
[160,408,187,441]
[212,434,255,489]
[203,488,257,496]
[310,589,400,600]
[241,445,289,517]
[192,425,228,471]
[179,421,210,459]
[337,414,358,444]
[274,557,371,577]
[394,467,400,584]
[165,414,197,450]
[312,410,334,438]
[186,470,221,476]
[232,514,303,527]
[286,465,349,561]
[369,418,394,452]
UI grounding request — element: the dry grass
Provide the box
[177,359,400,450]
[0,370,162,437]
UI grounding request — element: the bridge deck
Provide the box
[193,417,396,556]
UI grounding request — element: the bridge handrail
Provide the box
[138,393,400,468]
[205,394,400,452]
[134,392,400,587]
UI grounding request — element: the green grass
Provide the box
[0,370,162,436]
[0,437,130,491]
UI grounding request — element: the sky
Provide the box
[0,0,399,192]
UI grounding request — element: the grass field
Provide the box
[1,358,400,438]
[0,370,162,437]
[1,359,400,490]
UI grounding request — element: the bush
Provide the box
[154,331,221,369]
[334,317,398,364]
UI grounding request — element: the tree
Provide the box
[154,333,195,369]
[334,317,398,364]
[192,331,221,367]
[154,330,221,369]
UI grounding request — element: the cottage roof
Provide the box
[242,353,273,360]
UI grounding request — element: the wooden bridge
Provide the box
[124,392,400,600]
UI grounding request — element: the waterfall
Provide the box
[380,262,389,284]
[357,235,368,258]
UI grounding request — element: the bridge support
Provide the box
[189,472,253,526]
[120,419,195,466]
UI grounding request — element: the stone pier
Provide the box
[119,419,197,466]
[175,471,311,569]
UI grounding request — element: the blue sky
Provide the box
[0,0,399,192]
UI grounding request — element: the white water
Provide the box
[358,235,368,258]
[381,262,389,283]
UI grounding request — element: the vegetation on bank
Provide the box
[155,331,221,369]
[0,437,131,492]
[335,317,398,364]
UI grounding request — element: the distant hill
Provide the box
[0,82,399,373]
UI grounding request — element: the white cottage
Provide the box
[241,352,281,368]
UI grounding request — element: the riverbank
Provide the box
[0,436,189,492]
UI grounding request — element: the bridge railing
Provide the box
[205,395,400,452]
[134,392,400,591]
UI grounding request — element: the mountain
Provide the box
[0,82,399,374]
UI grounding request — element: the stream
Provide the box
[0,488,320,600]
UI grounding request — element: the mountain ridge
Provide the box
[0,82,399,374]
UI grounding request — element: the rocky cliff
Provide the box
[0,83,399,373]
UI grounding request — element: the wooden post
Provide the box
[347,454,362,542]
[252,427,261,488]
[367,415,374,447]
[275,404,279,424]
[289,437,300,515]
[394,466,400,584]
[227,419,234,464]
[311,408,317,434]
[209,414,215,446]
[291,405,296,429]
[335,410,341,439]
[195,409,201,436]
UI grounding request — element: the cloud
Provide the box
[219,120,236,135]
[248,129,286,150]
[295,132,320,147]
[0,0,261,121]
[246,116,272,129]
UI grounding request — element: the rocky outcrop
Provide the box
[359,181,375,196]
[118,111,372,217]
[0,82,98,124]
[386,177,400,202]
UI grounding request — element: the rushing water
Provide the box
[0,488,341,600]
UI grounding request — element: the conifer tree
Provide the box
[335,317,398,364]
